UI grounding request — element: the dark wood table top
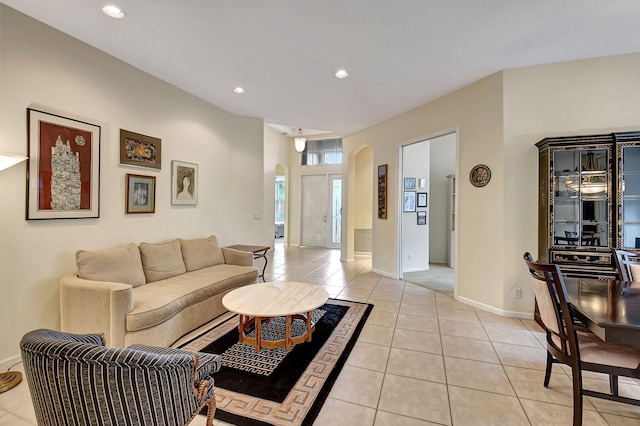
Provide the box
[564,277,640,347]
[226,245,270,254]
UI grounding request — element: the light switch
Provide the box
[253,211,261,220]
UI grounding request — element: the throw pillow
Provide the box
[179,235,225,272]
[139,239,187,282]
[76,243,146,287]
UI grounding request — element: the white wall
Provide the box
[0,6,268,365]
[345,51,640,318]
[401,141,430,272]
[429,133,456,264]
[354,146,373,229]
[346,73,504,305]
[263,125,292,245]
[502,52,640,315]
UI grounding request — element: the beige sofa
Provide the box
[60,235,258,347]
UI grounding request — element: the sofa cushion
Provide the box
[76,243,146,287]
[139,239,186,283]
[179,235,225,272]
[126,264,258,332]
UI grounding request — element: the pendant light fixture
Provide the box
[293,128,307,153]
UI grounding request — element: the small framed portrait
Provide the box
[404,177,416,189]
[119,129,161,169]
[417,192,428,208]
[417,211,427,225]
[403,191,416,212]
[172,160,198,205]
[126,174,156,214]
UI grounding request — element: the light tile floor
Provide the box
[2,245,640,425]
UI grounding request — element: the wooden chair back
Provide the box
[614,249,640,282]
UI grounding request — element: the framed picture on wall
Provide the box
[418,192,428,207]
[26,108,101,219]
[417,211,427,225]
[119,129,161,169]
[126,174,156,214]
[404,177,416,189]
[378,164,387,219]
[172,160,198,205]
[403,191,416,212]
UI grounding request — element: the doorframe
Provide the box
[396,129,459,286]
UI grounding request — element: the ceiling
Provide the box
[3,1,640,137]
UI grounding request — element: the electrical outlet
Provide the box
[514,288,522,299]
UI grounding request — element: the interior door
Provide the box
[301,175,328,247]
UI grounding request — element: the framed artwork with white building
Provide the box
[26,108,100,219]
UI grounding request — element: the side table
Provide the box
[226,245,270,282]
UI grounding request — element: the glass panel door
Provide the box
[274,176,285,239]
[552,149,608,247]
[328,175,342,247]
[621,146,640,249]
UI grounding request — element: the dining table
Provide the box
[564,277,640,349]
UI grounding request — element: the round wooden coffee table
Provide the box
[222,281,329,352]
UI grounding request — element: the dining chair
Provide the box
[614,248,640,282]
[523,252,640,426]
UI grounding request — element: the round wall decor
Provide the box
[469,164,491,187]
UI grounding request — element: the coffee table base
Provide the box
[237,311,316,352]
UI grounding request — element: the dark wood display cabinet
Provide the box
[536,131,640,279]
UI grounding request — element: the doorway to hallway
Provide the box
[399,132,456,290]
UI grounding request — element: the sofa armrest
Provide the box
[60,274,134,347]
[221,247,254,266]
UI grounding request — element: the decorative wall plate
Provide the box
[469,164,491,187]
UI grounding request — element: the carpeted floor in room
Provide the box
[2,243,640,425]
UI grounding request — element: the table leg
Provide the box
[285,315,292,352]
[254,249,269,282]
[306,311,312,342]
[255,316,262,352]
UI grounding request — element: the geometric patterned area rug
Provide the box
[220,309,326,376]
[179,299,373,426]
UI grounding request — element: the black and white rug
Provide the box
[219,309,326,376]
[179,299,372,426]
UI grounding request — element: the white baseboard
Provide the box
[371,268,397,279]
[402,266,429,273]
[456,296,534,319]
[0,354,22,371]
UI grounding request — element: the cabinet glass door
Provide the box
[552,149,608,247]
[621,146,640,249]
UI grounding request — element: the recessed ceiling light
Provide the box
[335,69,349,79]
[102,5,126,19]
[233,87,246,94]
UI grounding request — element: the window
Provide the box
[300,138,342,166]
[275,176,285,223]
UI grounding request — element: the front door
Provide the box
[301,174,343,248]
[301,174,328,247]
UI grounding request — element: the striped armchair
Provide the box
[20,329,221,426]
